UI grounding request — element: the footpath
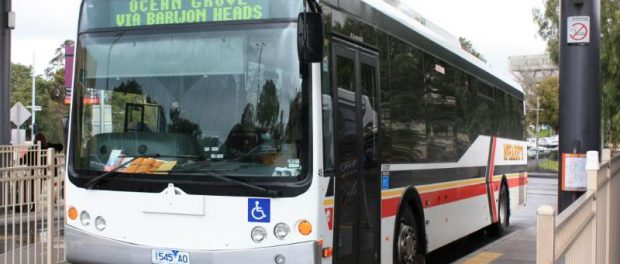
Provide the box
[455,176,558,264]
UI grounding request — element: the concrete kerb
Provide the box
[528,172,557,178]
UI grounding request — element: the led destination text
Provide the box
[116,0,265,27]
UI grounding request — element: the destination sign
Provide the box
[110,0,269,27]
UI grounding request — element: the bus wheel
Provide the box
[396,207,425,264]
[492,184,509,235]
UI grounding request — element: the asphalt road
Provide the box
[426,177,558,263]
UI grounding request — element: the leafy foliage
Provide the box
[256,80,280,128]
[459,37,487,62]
[533,0,620,145]
[45,39,75,78]
[532,0,560,64]
[526,76,559,132]
[11,40,73,145]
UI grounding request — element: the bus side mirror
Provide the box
[297,12,324,63]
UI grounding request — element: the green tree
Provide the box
[10,63,67,144]
[527,76,559,132]
[459,37,487,62]
[256,80,280,128]
[45,39,75,78]
[10,40,74,145]
[533,0,620,145]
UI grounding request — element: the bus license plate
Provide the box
[151,249,190,264]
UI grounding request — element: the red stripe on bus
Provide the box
[381,197,400,218]
[381,182,490,218]
[488,137,498,222]
[419,183,488,209]
[380,173,528,219]
[507,176,528,188]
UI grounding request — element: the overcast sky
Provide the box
[10,0,547,76]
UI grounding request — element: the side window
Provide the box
[467,77,493,141]
[378,31,392,162]
[454,70,471,157]
[493,89,507,137]
[424,54,457,162]
[387,36,426,163]
[513,96,525,140]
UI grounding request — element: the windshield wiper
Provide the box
[84,153,164,189]
[171,170,282,198]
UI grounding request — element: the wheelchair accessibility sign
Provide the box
[248,198,270,223]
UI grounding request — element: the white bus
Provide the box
[65,0,527,263]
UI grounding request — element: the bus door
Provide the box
[331,40,381,264]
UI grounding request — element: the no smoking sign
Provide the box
[567,16,590,45]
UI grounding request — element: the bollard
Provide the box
[537,205,556,264]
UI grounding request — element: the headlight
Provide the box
[274,254,286,264]
[80,211,90,226]
[251,226,267,243]
[274,223,290,240]
[95,216,106,231]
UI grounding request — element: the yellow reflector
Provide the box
[298,220,312,236]
[68,206,78,220]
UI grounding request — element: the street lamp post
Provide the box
[31,52,36,140]
[29,50,53,141]
[558,0,601,212]
[534,97,541,169]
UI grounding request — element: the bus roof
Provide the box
[361,0,524,95]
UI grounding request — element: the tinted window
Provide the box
[322,30,334,173]
[454,70,470,157]
[424,54,457,162]
[378,31,392,162]
[387,37,426,162]
[72,24,305,182]
[494,89,508,137]
[513,96,525,139]
[467,77,493,140]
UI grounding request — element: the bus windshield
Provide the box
[70,22,306,185]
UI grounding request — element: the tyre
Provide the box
[395,206,425,264]
[491,183,510,236]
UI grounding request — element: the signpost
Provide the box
[10,102,31,128]
[567,16,591,45]
[558,0,601,212]
[10,102,31,145]
[0,0,14,145]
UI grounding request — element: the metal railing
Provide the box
[528,149,560,173]
[537,149,620,264]
[0,144,66,264]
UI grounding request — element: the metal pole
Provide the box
[536,96,540,167]
[31,52,35,140]
[558,0,601,212]
[0,0,13,145]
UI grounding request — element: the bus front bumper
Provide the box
[65,225,321,264]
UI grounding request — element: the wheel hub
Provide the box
[398,223,416,264]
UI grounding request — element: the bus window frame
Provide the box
[66,21,315,198]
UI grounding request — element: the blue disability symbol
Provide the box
[248,198,270,223]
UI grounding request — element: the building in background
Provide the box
[509,54,558,96]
